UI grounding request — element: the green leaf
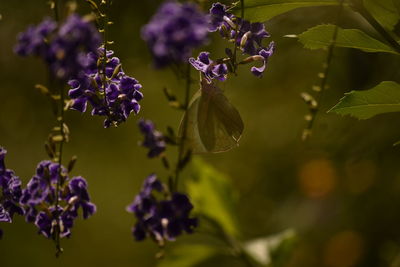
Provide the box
[186,158,239,237]
[296,24,399,55]
[243,229,297,266]
[363,0,400,31]
[158,245,218,267]
[239,0,342,22]
[329,81,400,119]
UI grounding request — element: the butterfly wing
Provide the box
[180,79,244,153]
[197,82,217,151]
[198,80,244,152]
[179,89,208,153]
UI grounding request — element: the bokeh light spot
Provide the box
[298,158,337,198]
[324,231,364,267]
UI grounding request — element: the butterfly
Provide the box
[180,79,244,153]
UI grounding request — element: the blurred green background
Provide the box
[1,0,400,266]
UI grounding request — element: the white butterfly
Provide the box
[180,79,244,153]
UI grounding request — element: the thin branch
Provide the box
[232,0,245,72]
[101,0,110,101]
[302,0,345,141]
[174,64,191,192]
[52,0,64,257]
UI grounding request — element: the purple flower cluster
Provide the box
[20,161,95,239]
[0,148,24,239]
[142,1,209,68]
[14,18,57,57]
[138,119,166,158]
[213,2,275,76]
[68,48,143,128]
[127,174,197,244]
[190,2,275,79]
[208,2,269,55]
[14,14,101,81]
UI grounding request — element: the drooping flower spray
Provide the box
[190,1,275,80]
[127,0,275,256]
[11,0,144,256]
[68,0,143,128]
[14,1,99,256]
[126,1,211,250]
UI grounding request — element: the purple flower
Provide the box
[14,14,101,81]
[249,42,275,77]
[20,161,63,206]
[126,174,197,244]
[138,119,166,158]
[67,177,96,219]
[14,18,57,57]
[0,147,24,238]
[0,205,11,223]
[20,160,96,239]
[35,211,55,238]
[68,74,105,114]
[49,14,102,80]
[236,20,270,56]
[35,207,74,238]
[0,205,10,239]
[161,193,198,238]
[141,1,209,68]
[189,52,228,82]
[0,150,24,217]
[142,174,164,196]
[68,48,143,128]
[208,2,229,32]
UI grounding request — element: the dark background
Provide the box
[1,0,400,266]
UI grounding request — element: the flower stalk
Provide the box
[231,0,245,72]
[101,0,110,102]
[174,64,192,192]
[51,0,65,257]
[302,0,345,141]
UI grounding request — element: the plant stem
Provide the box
[349,0,400,54]
[52,0,64,257]
[102,0,109,101]
[54,83,65,258]
[303,0,344,140]
[174,63,191,192]
[232,0,245,72]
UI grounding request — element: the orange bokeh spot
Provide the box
[324,231,364,267]
[298,158,336,198]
